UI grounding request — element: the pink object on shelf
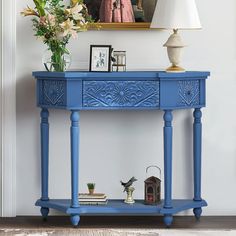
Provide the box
[100,0,135,23]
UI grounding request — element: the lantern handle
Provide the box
[146,165,161,179]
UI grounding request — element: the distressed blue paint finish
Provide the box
[163,110,173,209]
[193,207,202,220]
[40,207,49,219]
[33,71,210,227]
[70,215,80,226]
[70,111,80,208]
[178,80,200,106]
[32,71,210,79]
[193,108,202,201]
[159,199,207,215]
[160,79,201,109]
[83,81,159,108]
[35,199,207,215]
[42,80,66,107]
[163,214,173,227]
[67,80,83,109]
[40,108,49,202]
[199,80,206,105]
[33,71,209,110]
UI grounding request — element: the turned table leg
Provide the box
[163,110,173,227]
[70,110,80,226]
[193,108,203,219]
[40,108,50,219]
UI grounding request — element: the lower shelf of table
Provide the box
[35,199,207,215]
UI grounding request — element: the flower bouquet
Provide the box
[21,0,94,72]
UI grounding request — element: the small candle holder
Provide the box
[112,51,126,72]
[124,186,135,204]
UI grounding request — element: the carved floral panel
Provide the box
[83,81,159,107]
[178,80,200,107]
[42,80,66,106]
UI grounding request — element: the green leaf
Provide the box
[33,0,47,16]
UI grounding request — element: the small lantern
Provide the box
[112,51,126,72]
[144,165,161,205]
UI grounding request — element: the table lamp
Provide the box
[150,0,201,72]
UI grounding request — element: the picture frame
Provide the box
[84,0,157,30]
[89,45,112,72]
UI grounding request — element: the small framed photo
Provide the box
[89,45,112,72]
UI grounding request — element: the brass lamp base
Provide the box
[166,65,185,73]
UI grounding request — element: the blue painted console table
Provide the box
[33,71,210,227]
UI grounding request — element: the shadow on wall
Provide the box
[16,73,41,182]
[182,110,194,198]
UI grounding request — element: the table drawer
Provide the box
[83,81,160,108]
[160,79,204,109]
[39,79,67,107]
[177,80,200,106]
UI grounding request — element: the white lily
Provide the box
[71,3,83,13]
[21,5,39,17]
[75,13,86,22]
[60,18,79,39]
[70,3,84,21]
[47,14,56,26]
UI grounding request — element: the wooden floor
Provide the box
[0,216,235,229]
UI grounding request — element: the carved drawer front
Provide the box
[177,80,200,107]
[83,81,159,108]
[41,80,66,107]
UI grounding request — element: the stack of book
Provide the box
[78,193,108,205]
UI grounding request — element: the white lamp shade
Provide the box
[150,0,202,29]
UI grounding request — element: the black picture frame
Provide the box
[89,45,112,72]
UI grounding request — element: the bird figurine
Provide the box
[120,176,137,192]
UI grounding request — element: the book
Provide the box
[78,193,108,205]
[79,193,106,199]
[79,198,107,202]
[79,200,108,205]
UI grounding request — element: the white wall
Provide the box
[16,0,236,215]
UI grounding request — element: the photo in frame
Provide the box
[84,0,157,23]
[89,45,112,72]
